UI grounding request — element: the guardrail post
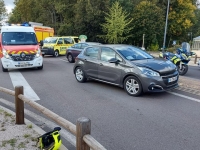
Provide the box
[15,86,24,124]
[76,117,91,150]
[194,55,197,64]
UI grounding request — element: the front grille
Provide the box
[42,47,49,49]
[10,54,36,61]
[160,69,176,76]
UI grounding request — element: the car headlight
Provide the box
[138,67,160,77]
[36,48,41,58]
[2,49,11,59]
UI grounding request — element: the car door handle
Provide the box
[99,63,103,66]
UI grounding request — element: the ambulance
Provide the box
[0,25,43,72]
[41,36,79,57]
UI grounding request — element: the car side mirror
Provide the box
[39,40,43,46]
[109,58,120,63]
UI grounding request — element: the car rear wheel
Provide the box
[67,54,75,63]
[75,67,86,83]
[54,50,59,57]
[2,65,8,72]
[124,76,142,96]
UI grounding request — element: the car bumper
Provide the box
[140,71,179,93]
[1,57,43,69]
[41,48,54,55]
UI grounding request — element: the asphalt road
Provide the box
[0,56,200,150]
[184,65,200,79]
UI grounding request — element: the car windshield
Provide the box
[43,37,58,44]
[117,46,153,61]
[2,32,37,45]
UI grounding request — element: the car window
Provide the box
[101,47,116,62]
[85,47,99,59]
[81,43,89,49]
[74,43,81,49]
[116,54,123,62]
[57,38,63,44]
[64,38,73,44]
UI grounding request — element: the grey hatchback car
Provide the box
[73,44,179,96]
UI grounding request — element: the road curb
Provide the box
[0,104,68,150]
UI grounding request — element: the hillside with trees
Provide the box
[6,0,200,50]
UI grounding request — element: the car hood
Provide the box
[132,58,176,74]
[3,45,39,54]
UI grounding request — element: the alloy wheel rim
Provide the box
[55,52,58,57]
[126,79,139,94]
[76,69,83,81]
[68,55,72,61]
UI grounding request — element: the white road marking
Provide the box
[59,59,68,62]
[168,91,200,103]
[9,71,40,101]
[0,98,76,147]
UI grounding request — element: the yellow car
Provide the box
[41,36,79,57]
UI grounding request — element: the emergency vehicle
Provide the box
[28,22,54,42]
[0,25,43,72]
[41,36,79,57]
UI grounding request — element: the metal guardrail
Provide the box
[0,85,106,150]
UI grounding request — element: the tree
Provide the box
[73,0,109,41]
[131,1,164,48]
[0,0,6,20]
[99,1,133,44]
[168,0,196,37]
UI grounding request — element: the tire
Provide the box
[124,76,143,96]
[42,54,45,57]
[75,67,86,83]
[53,50,59,57]
[67,54,75,63]
[2,65,8,72]
[178,64,188,75]
[38,65,43,70]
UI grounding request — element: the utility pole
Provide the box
[142,34,145,48]
[162,0,170,52]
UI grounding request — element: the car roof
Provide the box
[1,26,35,33]
[79,42,101,45]
[102,44,131,48]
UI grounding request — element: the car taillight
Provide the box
[75,57,78,62]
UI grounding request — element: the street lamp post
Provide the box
[142,34,145,49]
[162,0,170,52]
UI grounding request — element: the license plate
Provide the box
[168,76,177,83]
[42,52,45,54]
[18,62,29,66]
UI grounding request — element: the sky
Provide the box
[4,0,15,14]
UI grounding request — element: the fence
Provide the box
[0,85,106,150]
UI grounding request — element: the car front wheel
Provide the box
[124,76,143,96]
[2,65,8,72]
[54,50,59,57]
[75,67,86,83]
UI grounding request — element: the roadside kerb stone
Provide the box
[177,76,200,95]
